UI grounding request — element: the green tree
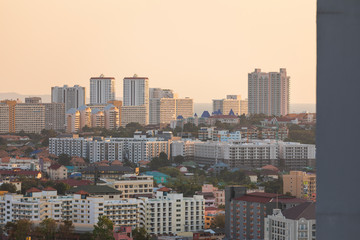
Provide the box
[58,154,72,166]
[132,227,151,240]
[24,147,34,156]
[20,178,39,194]
[14,219,33,240]
[38,218,57,240]
[54,182,70,195]
[149,152,170,171]
[93,216,114,240]
[173,155,185,165]
[158,167,181,178]
[0,183,17,193]
[57,220,75,240]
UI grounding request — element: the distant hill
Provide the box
[0,92,51,103]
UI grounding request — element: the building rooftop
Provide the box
[282,202,316,220]
[67,185,121,195]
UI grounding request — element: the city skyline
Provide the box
[0,0,316,104]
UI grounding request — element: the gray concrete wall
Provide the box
[317,0,360,239]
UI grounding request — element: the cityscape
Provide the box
[0,1,318,240]
[0,68,316,240]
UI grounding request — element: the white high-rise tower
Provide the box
[90,74,115,104]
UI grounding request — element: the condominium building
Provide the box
[121,105,149,126]
[25,97,42,104]
[171,140,196,160]
[123,75,149,107]
[91,109,105,128]
[248,68,290,116]
[212,95,241,116]
[143,191,204,235]
[14,104,45,134]
[1,100,46,134]
[264,203,316,240]
[107,100,122,126]
[78,105,92,129]
[104,104,120,130]
[283,171,316,201]
[49,137,170,163]
[66,108,80,133]
[122,75,149,126]
[176,98,193,119]
[51,85,86,111]
[47,164,68,180]
[194,140,278,168]
[90,75,116,104]
[43,103,65,131]
[278,142,316,170]
[0,103,10,133]
[225,186,306,240]
[240,98,248,116]
[160,98,177,124]
[107,174,154,198]
[0,188,143,228]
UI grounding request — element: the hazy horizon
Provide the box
[0,0,316,103]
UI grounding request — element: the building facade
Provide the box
[90,75,116,104]
[283,171,316,201]
[248,68,290,116]
[51,85,86,112]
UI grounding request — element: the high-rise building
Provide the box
[160,98,176,124]
[43,103,65,131]
[212,95,241,116]
[122,75,149,125]
[66,108,80,133]
[90,75,116,104]
[14,104,45,133]
[248,68,290,116]
[240,98,248,115]
[283,171,316,201]
[25,97,42,104]
[123,75,149,107]
[107,100,122,127]
[51,85,86,111]
[176,98,193,119]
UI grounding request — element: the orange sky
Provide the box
[0,0,316,103]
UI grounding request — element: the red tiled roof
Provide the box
[57,179,92,187]
[0,170,41,176]
[247,192,279,198]
[261,165,279,172]
[43,187,57,191]
[236,195,273,203]
[48,164,63,170]
[26,187,41,193]
[75,190,89,195]
[157,187,171,192]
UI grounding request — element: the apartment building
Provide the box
[264,203,316,240]
[225,186,306,240]
[51,85,85,112]
[107,174,154,198]
[47,164,68,180]
[49,137,170,163]
[121,105,149,126]
[143,191,204,235]
[194,140,278,168]
[0,100,46,134]
[66,108,80,133]
[0,188,143,228]
[122,75,149,126]
[171,140,195,160]
[240,99,248,115]
[278,142,316,170]
[90,75,116,104]
[212,95,243,116]
[43,103,65,131]
[248,68,290,116]
[283,171,316,201]
[176,98,193,119]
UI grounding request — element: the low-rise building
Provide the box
[264,202,316,240]
[47,164,68,180]
[143,190,204,235]
[105,174,154,198]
